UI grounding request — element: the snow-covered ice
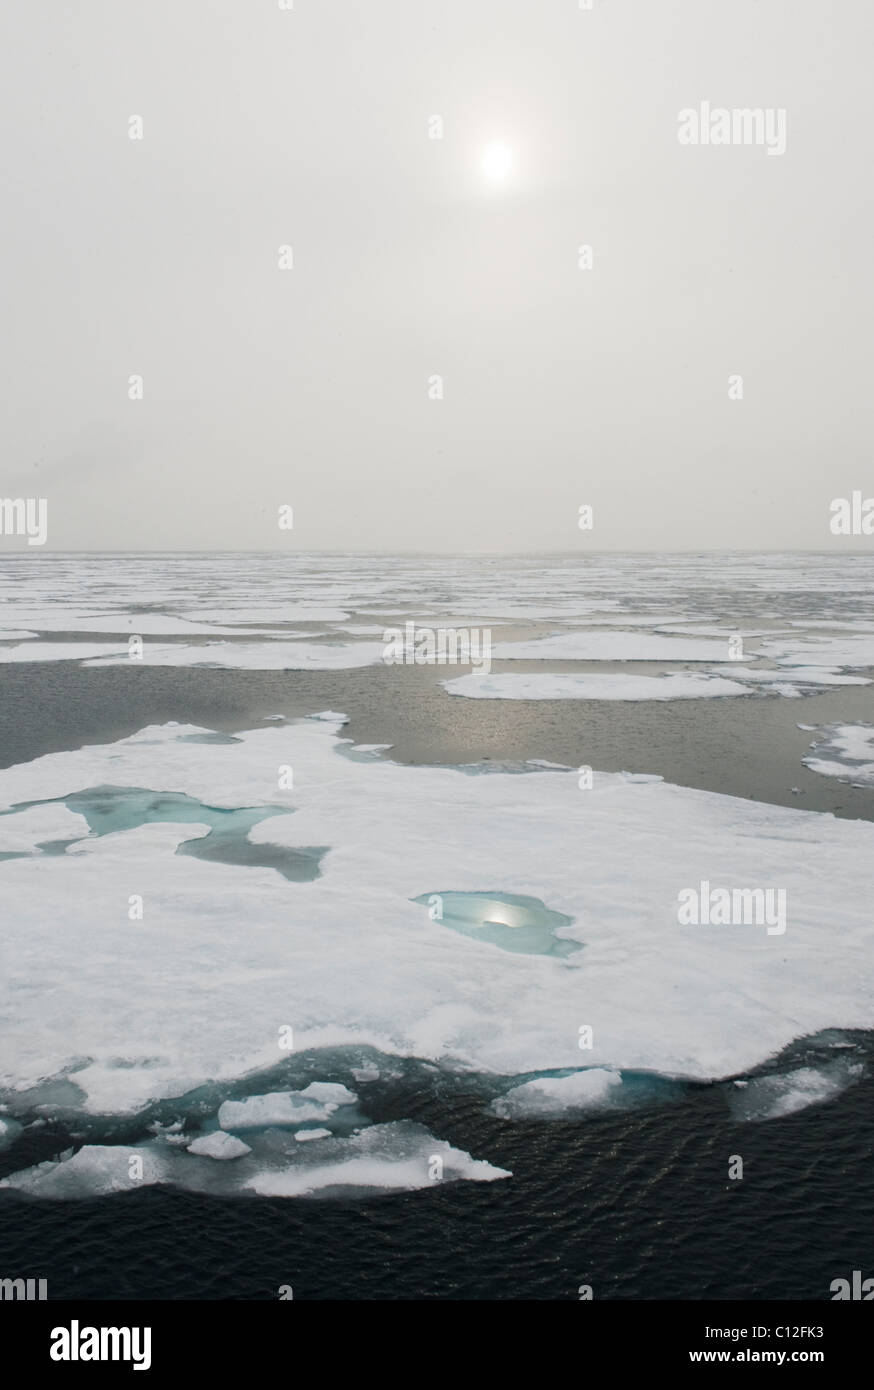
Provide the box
[85,641,386,671]
[187,1131,252,1160]
[490,632,748,661]
[490,1070,623,1118]
[218,1084,357,1130]
[802,724,874,787]
[0,804,90,853]
[713,665,870,689]
[443,672,751,700]
[0,642,131,663]
[0,715,872,1122]
[761,633,874,670]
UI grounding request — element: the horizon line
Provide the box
[0,546,873,559]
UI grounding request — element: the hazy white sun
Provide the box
[481,142,513,182]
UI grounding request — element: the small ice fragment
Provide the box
[218,1083,356,1130]
[147,1119,184,1136]
[297,1082,357,1106]
[294,1128,331,1143]
[0,1117,23,1149]
[490,1069,622,1119]
[187,1131,252,1160]
[728,1064,862,1121]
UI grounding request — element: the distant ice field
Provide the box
[0,553,873,693]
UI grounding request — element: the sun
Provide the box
[481,142,514,182]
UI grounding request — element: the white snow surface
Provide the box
[443,673,750,700]
[0,804,90,852]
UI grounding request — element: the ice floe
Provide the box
[443,672,750,700]
[0,715,873,1118]
[0,1120,509,1200]
[242,1124,509,1198]
[0,804,90,853]
[802,724,874,787]
[761,633,874,669]
[187,1131,252,1159]
[490,1069,623,1118]
[727,1061,864,1122]
[0,1116,23,1149]
[713,665,870,689]
[85,641,385,670]
[490,632,747,661]
[0,642,131,663]
[218,1085,357,1129]
[0,612,291,636]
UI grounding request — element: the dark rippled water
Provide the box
[3,1055,874,1300]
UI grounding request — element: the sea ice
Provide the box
[85,642,385,671]
[218,1084,357,1130]
[0,642,129,663]
[243,1122,510,1197]
[761,633,874,669]
[490,1070,623,1118]
[186,1131,252,1160]
[802,724,874,787]
[0,1117,23,1149]
[727,1062,863,1121]
[0,716,873,1119]
[713,665,869,689]
[490,632,749,661]
[0,613,288,636]
[0,1121,508,1200]
[0,804,89,853]
[443,672,750,701]
[0,1144,167,1197]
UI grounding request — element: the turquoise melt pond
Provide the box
[412,891,580,958]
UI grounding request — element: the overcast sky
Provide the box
[1,0,872,552]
